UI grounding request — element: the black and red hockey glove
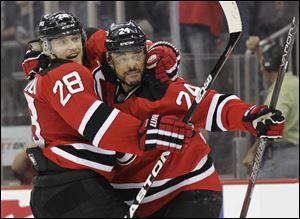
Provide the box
[22,39,49,80]
[242,105,285,139]
[146,41,180,84]
[139,114,194,152]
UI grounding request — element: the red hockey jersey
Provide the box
[92,63,251,216]
[23,59,146,180]
[22,28,251,216]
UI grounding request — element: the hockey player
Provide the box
[22,14,285,218]
[87,21,285,217]
[23,12,194,218]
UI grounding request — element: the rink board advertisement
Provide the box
[1,126,33,166]
[1,179,299,218]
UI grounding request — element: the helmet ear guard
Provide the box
[41,40,49,52]
[105,53,115,69]
[81,28,87,47]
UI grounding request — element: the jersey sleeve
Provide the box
[162,78,251,132]
[85,29,107,67]
[41,62,144,155]
[191,90,251,132]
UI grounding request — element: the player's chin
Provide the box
[127,75,141,83]
[69,55,83,64]
[126,78,141,87]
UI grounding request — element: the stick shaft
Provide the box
[240,17,298,218]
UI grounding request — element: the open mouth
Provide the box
[67,53,79,59]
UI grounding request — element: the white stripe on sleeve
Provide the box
[78,100,102,135]
[50,147,113,172]
[216,95,239,131]
[205,94,222,131]
[92,108,120,146]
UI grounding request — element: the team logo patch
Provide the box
[147,54,157,65]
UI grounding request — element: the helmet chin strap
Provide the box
[49,51,59,59]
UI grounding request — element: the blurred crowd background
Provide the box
[1,1,299,185]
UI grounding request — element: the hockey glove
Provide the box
[139,114,194,152]
[146,41,180,83]
[242,105,285,139]
[22,40,49,80]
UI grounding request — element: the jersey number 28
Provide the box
[53,71,84,106]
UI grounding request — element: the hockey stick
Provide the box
[240,16,298,218]
[124,2,242,218]
[183,1,241,122]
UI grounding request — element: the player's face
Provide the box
[111,49,145,90]
[50,34,83,64]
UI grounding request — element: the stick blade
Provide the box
[219,1,242,33]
